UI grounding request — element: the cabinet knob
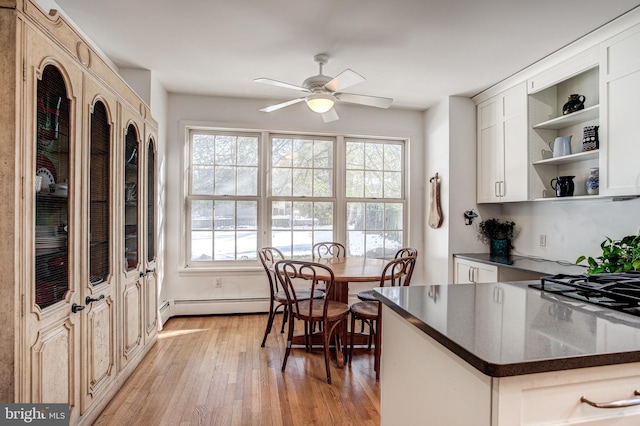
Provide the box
[71,303,85,313]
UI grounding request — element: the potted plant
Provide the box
[576,233,640,274]
[478,218,516,258]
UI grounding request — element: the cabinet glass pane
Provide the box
[35,65,70,309]
[124,125,139,271]
[147,138,155,262]
[90,101,110,285]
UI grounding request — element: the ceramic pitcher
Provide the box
[549,136,572,157]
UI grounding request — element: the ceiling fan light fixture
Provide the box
[305,93,335,113]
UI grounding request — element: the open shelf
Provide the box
[532,105,599,130]
[532,149,599,166]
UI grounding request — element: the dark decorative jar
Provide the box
[490,239,511,258]
[562,94,585,115]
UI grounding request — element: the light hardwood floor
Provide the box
[94,314,380,425]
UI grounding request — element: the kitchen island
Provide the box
[374,282,640,425]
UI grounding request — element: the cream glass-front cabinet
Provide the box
[0,1,158,425]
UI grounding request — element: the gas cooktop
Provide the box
[529,272,640,318]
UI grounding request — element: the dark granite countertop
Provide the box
[374,282,640,377]
[454,253,588,276]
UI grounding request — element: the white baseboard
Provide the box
[170,298,270,316]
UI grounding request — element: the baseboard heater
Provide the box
[158,300,171,325]
[171,297,270,316]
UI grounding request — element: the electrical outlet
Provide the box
[539,235,547,247]
[215,278,222,288]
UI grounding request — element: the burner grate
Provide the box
[532,273,640,317]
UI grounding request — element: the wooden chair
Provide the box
[258,247,323,347]
[357,247,418,302]
[349,254,417,380]
[312,241,346,258]
[275,259,350,384]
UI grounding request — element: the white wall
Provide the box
[424,97,494,285]
[164,95,424,314]
[503,198,640,264]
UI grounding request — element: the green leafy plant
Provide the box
[576,233,640,274]
[478,218,515,243]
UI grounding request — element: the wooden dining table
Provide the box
[297,256,392,304]
[291,256,392,366]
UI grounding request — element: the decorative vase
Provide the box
[490,239,510,258]
[586,167,599,195]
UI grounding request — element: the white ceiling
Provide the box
[51,0,640,110]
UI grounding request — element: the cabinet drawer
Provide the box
[496,363,640,425]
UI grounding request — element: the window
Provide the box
[345,139,405,258]
[188,131,260,262]
[270,135,335,258]
[184,126,407,267]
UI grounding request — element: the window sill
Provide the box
[178,265,264,276]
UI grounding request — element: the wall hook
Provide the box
[464,210,478,225]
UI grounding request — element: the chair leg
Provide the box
[280,305,288,333]
[349,313,356,366]
[260,299,276,347]
[281,315,296,373]
[374,316,382,381]
[323,321,333,384]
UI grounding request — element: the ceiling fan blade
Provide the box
[259,97,305,112]
[336,92,393,109]
[324,69,365,92]
[254,77,308,92]
[322,108,339,123]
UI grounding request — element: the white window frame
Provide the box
[180,122,409,271]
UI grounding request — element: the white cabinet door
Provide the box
[454,258,498,284]
[600,24,640,197]
[477,97,502,203]
[477,82,528,203]
[501,83,529,202]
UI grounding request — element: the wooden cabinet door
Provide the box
[600,24,640,197]
[22,27,84,424]
[120,110,145,370]
[79,79,118,415]
[143,133,158,343]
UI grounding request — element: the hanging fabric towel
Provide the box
[428,173,443,229]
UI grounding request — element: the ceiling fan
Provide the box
[254,54,393,123]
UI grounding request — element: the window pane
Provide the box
[365,143,384,170]
[192,166,214,195]
[238,201,257,230]
[315,140,333,168]
[192,134,214,164]
[365,203,384,229]
[214,200,235,229]
[214,166,236,195]
[191,200,213,230]
[272,138,292,167]
[346,170,364,198]
[292,168,312,197]
[238,137,258,166]
[385,203,403,229]
[292,139,313,167]
[215,135,236,165]
[191,230,212,261]
[292,231,312,258]
[237,167,257,195]
[384,171,402,198]
[347,202,365,230]
[346,142,364,168]
[272,168,291,196]
[214,231,235,260]
[347,230,365,257]
[313,169,332,197]
[384,144,402,171]
[272,230,292,256]
[364,171,383,198]
[237,231,257,260]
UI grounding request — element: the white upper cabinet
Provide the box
[477,82,528,203]
[599,23,640,197]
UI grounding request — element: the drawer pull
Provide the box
[581,390,640,408]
